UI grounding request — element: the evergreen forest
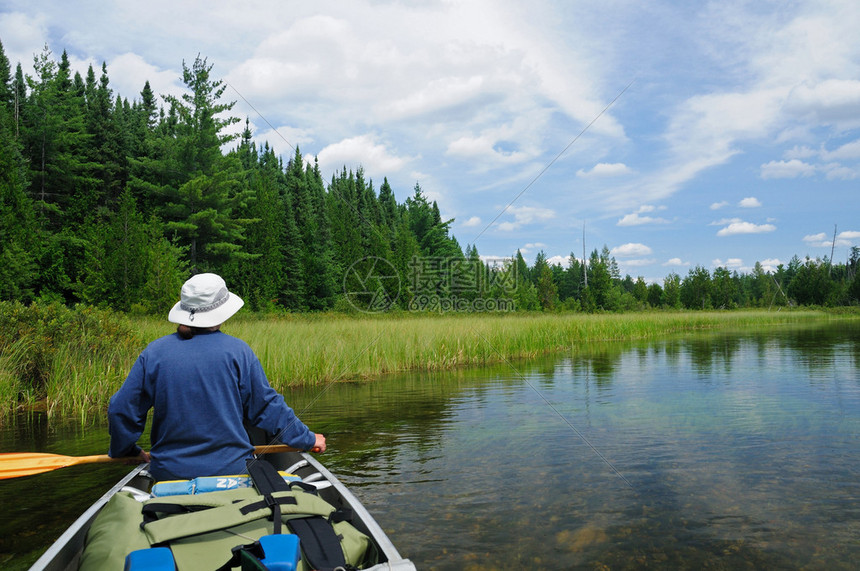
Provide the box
[2,44,859,314]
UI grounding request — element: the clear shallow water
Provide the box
[2,321,859,569]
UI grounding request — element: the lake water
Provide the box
[1,321,858,569]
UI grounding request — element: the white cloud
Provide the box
[822,163,858,180]
[712,258,744,269]
[496,206,555,232]
[759,258,783,273]
[250,124,315,155]
[480,255,513,267]
[710,201,730,210]
[784,79,860,128]
[621,258,657,268]
[519,242,547,253]
[518,242,548,257]
[822,139,860,160]
[446,131,530,165]
[461,216,482,228]
[388,75,487,119]
[576,162,632,178]
[710,217,739,226]
[663,258,689,267]
[784,145,818,160]
[616,213,653,226]
[760,159,816,179]
[546,255,567,266]
[316,135,412,180]
[803,232,828,243]
[107,52,184,102]
[0,11,48,72]
[656,87,784,194]
[767,140,860,181]
[617,204,670,226]
[803,236,834,248]
[611,243,653,257]
[805,230,860,248]
[716,220,777,236]
[738,197,761,208]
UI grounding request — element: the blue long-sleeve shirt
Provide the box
[108,330,316,481]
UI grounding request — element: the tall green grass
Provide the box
[0,302,141,419]
[228,310,845,392]
[1,306,853,417]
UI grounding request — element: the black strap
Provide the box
[288,480,319,494]
[246,459,351,570]
[239,495,298,516]
[239,547,271,571]
[287,516,348,571]
[140,502,213,526]
[214,541,268,571]
[246,458,290,493]
[246,459,292,534]
[330,507,354,524]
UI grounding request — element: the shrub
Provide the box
[0,302,140,413]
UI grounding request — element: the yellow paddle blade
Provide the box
[0,452,121,480]
[0,444,301,480]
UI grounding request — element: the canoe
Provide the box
[29,448,415,570]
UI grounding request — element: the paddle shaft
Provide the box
[0,444,300,480]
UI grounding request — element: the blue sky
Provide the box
[2,0,859,281]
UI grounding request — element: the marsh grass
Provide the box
[226,310,844,393]
[0,336,34,407]
[1,306,852,417]
[0,302,141,419]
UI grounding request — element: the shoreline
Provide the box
[6,308,853,417]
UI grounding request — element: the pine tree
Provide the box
[662,272,682,308]
[680,266,712,309]
[559,253,583,303]
[787,257,832,306]
[304,158,337,309]
[19,48,99,302]
[711,267,738,309]
[81,189,152,310]
[533,251,558,310]
[0,40,37,301]
[83,62,126,209]
[377,177,398,234]
[389,203,420,308]
[0,39,12,106]
[126,82,175,218]
[586,248,614,310]
[12,64,25,138]
[22,48,97,230]
[224,134,285,310]
[356,169,390,261]
[405,182,460,259]
[157,55,248,273]
[327,167,364,278]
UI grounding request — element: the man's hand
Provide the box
[311,433,326,453]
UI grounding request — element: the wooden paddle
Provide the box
[0,444,299,480]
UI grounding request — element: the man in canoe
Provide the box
[107,273,326,481]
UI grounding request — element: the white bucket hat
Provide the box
[167,273,244,327]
